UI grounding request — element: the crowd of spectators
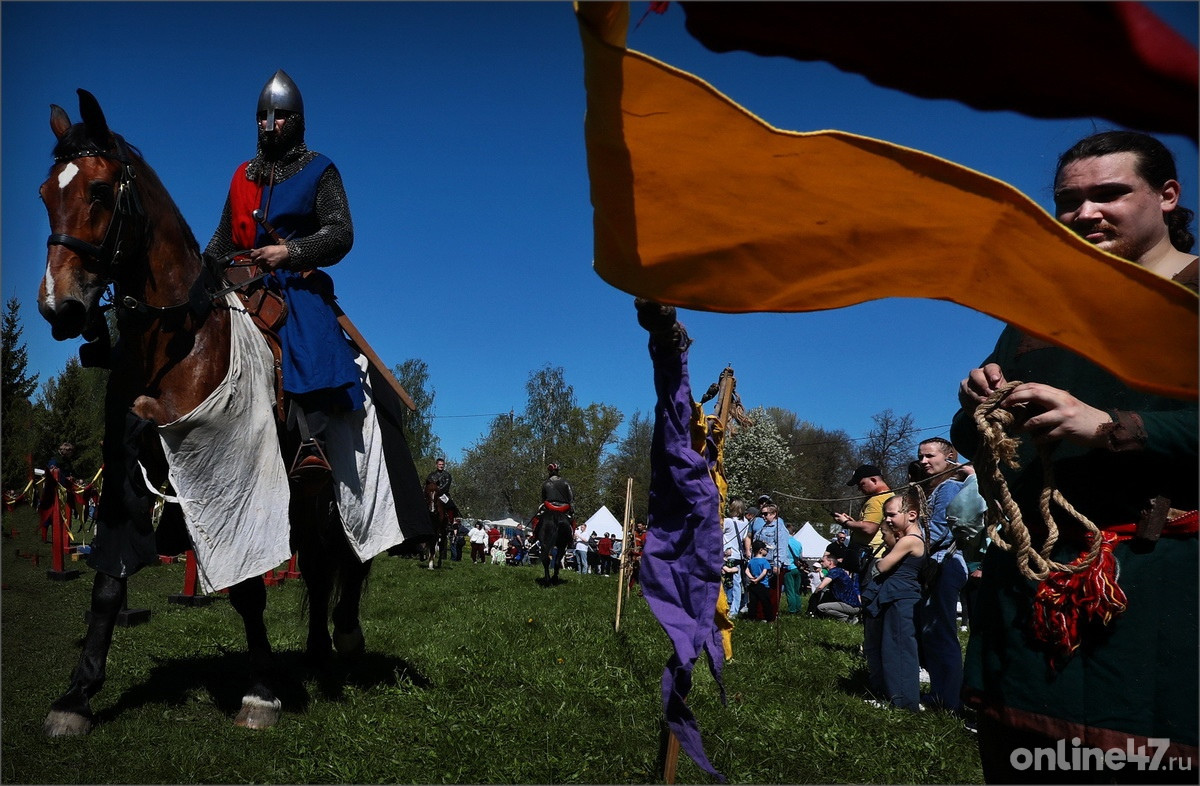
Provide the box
[445,517,632,579]
[715,453,982,729]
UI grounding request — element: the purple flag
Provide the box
[642,323,726,782]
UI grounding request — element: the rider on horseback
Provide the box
[535,463,574,538]
[541,463,573,514]
[531,463,574,581]
[425,458,460,518]
[205,69,361,487]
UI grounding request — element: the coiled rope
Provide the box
[972,380,1107,582]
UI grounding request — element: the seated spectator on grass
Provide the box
[491,535,509,564]
[812,552,861,621]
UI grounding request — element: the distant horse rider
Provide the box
[541,463,574,524]
[205,68,361,488]
[425,457,459,518]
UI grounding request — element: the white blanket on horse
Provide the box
[324,352,405,561]
[157,296,402,593]
[158,297,292,593]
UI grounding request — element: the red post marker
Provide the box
[168,550,215,606]
[182,550,199,595]
[46,490,80,581]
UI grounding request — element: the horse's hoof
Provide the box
[233,695,282,730]
[44,709,92,737]
[333,626,365,658]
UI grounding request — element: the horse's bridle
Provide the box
[46,136,146,282]
[44,136,251,323]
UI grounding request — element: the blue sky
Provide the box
[4,2,1197,464]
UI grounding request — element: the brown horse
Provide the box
[37,89,380,736]
[422,479,454,569]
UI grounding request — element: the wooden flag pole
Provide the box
[614,477,634,632]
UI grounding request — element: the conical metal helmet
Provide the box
[257,69,304,127]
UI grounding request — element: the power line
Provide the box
[429,412,512,420]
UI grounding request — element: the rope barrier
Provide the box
[768,463,968,508]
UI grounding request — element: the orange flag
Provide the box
[578,3,1198,400]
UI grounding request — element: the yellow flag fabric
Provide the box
[577,3,1198,400]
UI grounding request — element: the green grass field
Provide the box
[2,505,982,784]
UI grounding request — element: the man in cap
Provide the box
[833,465,893,575]
[205,69,360,487]
[834,464,894,702]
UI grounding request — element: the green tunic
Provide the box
[950,314,1198,770]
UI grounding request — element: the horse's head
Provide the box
[39,89,146,340]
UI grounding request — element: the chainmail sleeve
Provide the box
[204,196,237,260]
[286,165,353,269]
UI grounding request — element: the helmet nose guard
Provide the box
[257,69,304,128]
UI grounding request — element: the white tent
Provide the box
[578,505,624,539]
[793,522,831,560]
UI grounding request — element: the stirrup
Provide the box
[289,439,331,488]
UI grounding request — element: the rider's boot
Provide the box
[286,398,332,493]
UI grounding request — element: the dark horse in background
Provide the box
[531,503,573,585]
[422,478,454,570]
[36,89,386,735]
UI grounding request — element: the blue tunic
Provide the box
[256,155,363,409]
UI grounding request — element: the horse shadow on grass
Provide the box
[92,648,431,727]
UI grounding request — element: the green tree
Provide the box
[559,402,623,517]
[392,358,441,464]
[456,411,528,519]
[599,410,653,523]
[2,298,40,489]
[724,407,798,506]
[37,358,107,476]
[523,364,576,467]
[765,405,856,528]
[454,366,621,522]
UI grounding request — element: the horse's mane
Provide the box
[50,126,202,257]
